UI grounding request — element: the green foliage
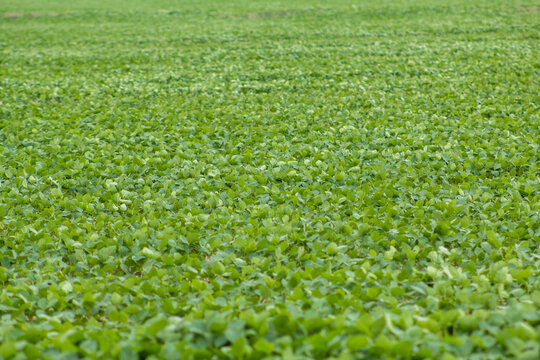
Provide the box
[0,0,539,359]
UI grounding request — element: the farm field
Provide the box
[0,0,539,359]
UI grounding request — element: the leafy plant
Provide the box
[0,0,539,359]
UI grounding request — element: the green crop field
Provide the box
[1,0,539,359]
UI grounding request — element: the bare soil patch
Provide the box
[3,12,60,19]
[521,6,539,12]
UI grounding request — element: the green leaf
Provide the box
[254,339,274,355]
[347,336,369,351]
[145,317,168,337]
[0,341,17,358]
[326,242,339,255]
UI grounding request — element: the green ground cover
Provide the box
[1,0,539,358]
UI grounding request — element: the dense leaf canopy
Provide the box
[0,0,539,359]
